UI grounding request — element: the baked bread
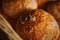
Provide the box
[2,0,49,17]
[47,2,60,26]
[2,0,37,17]
[15,9,59,40]
[47,2,60,40]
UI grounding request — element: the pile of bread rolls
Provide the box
[1,0,60,40]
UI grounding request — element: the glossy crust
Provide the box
[15,9,59,40]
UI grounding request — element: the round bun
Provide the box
[47,2,60,26]
[2,0,37,17]
[15,9,59,40]
[47,2,60,40]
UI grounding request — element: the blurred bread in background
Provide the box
[2,0,38,17]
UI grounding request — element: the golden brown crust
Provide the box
[15,9,59,40]
[47,2,60,40]
[2,0,37,17]
[47,2,60,26]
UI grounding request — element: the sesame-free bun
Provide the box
[2,0,37,17]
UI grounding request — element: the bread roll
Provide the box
[47,1,60,29]
[47,2,60,26]
[47,2,60,40]
[15,9,59,40]
[2,0,37,17]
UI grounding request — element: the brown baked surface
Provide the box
[15,9,59,40]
